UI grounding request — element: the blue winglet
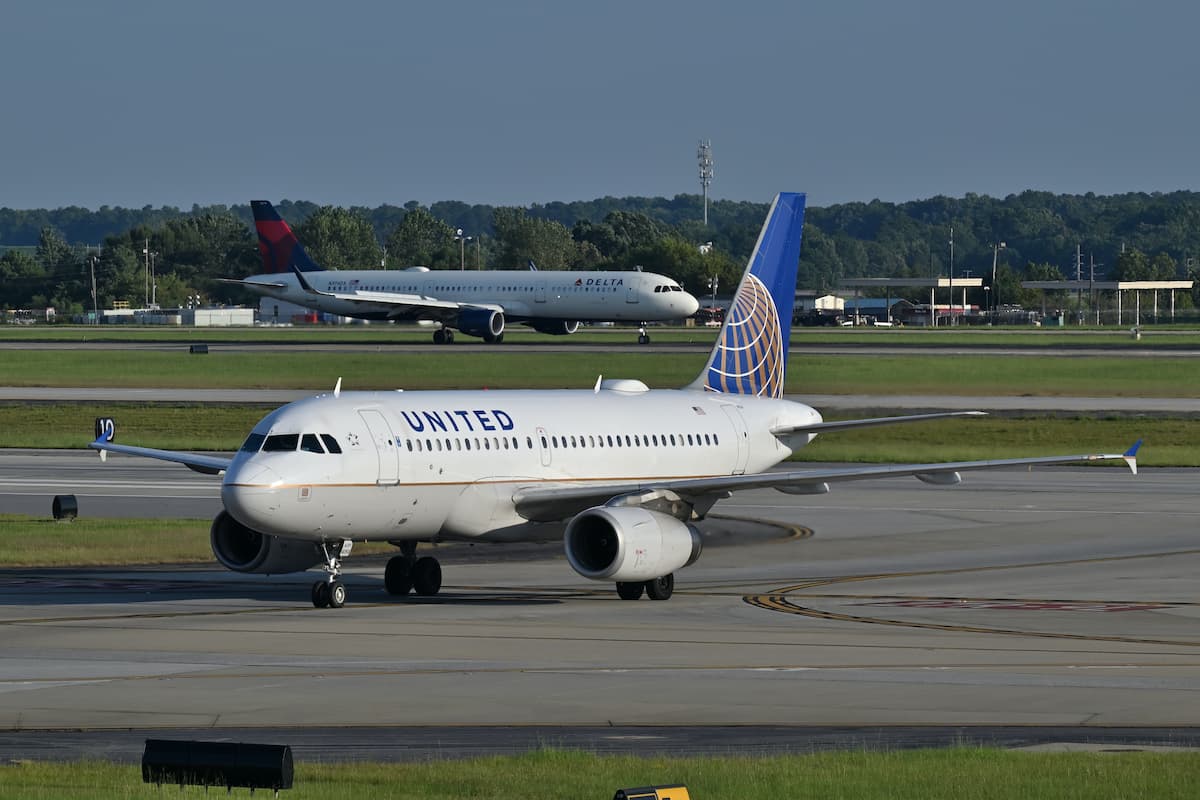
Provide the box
[1123,439,1142,475]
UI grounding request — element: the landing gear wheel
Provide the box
[445,330,455,343]
[433,328,447,345]
[616,581,645,600]
[385,556,413,596]
[411,556,442,596]
[328,580,347,608]
[645,574,674,601]
[638,333,650,345]
[311,580,331,608]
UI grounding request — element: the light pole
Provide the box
[142,242,158,308]
[88,253,99,324]
[947,227,954,326]
[991,241,1006,317]
[454,229,472,270]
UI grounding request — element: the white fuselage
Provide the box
[221,386,821,544]
[247,268,699,323]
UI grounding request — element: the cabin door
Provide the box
[720,405,749,475]
[358,409,400,485]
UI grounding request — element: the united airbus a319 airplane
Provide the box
[92,192,1140,609]
[228,200,699,344]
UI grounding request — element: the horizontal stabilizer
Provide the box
[215,278,289,290]
[771,410,986,436]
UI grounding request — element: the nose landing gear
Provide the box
[311,540,351,609]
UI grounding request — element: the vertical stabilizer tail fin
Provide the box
[687,192,806,398]
[251,200,322,274]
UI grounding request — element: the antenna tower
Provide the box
[697,140,714,225]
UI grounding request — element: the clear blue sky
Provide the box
[3,1,1198,211]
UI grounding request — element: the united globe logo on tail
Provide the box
[702,273,786,397]
[689,192,807,399]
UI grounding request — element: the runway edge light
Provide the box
[613,784,690,800]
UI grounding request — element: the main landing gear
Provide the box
[432,327,456,345]
[615,573,674,600]
[384,541,443,598]
[311,541,349,609]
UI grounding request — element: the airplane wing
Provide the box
[511,442,1142,523]
[288,263,499,322]
[88,418,230,476]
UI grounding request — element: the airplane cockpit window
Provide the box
[240,433,266,453]
[300,434,325,454]
[262,434,300,452]
[320,434,343,454]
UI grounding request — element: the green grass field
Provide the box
[0,749,1196,800]
[3,348,1200,395]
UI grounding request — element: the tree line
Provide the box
[2,190,1199,313]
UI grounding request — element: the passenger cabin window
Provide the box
[320,434,343,454]
[240,433,266,453]
[300,433,325,454]
[262,434,299,452]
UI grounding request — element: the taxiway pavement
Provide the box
[0,459,1195,747]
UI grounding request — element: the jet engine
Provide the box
[528,319,580,336]
[210,510,325,575]
[457,308,505,341]
[563,506,702,582]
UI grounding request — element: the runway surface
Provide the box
[1,453,1197,760]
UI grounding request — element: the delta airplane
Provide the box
[91,193,1139,609]
[229,200,700,344]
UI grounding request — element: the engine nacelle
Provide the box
[528,319,580,336]
[457,307,505,340]
[563,506,702,582]
[210,510,325,575]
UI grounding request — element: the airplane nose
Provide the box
[225,461,281,488]
[221,462,284,530]
[682,293,700,315]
